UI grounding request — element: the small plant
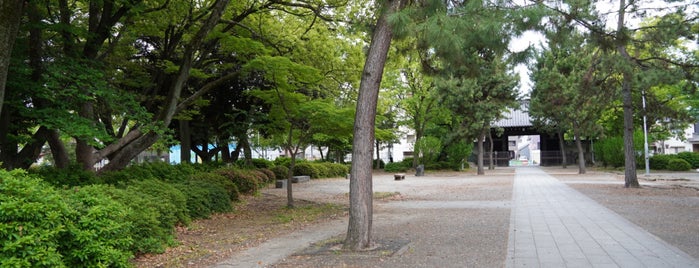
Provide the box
[384,162,408,172]
[667,158,691,171]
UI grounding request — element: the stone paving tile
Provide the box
[506,167,699,268]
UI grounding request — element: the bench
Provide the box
[291,175,310,183]
[394,174,405,180]
[276,175,311,188]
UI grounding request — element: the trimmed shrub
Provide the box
[326,163,349,177]
[259,168,276,182]
[384,162,408,172]
[314,163,331,178]
[667,158,691,171]
[402,157,415,168]
[293,162,319,178]
[125,179,190,227]
[251,158,273,168]
[0,170,69,267]
[372,159,385,169]
[175,180,231,220]
[215,168,261,194]
[61,185,134,267]
[649,154,674,170]
[30,163,99,187]
[271,165,290,180]
[108,187,175,254]
[676,152,699,169]
[274,157,292,168]
[190,172,240,201]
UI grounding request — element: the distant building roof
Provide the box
[494,101,532,128]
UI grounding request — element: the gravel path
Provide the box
[214,167,699,268]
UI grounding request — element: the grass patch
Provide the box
[274,203,345,224]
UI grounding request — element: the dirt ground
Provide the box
[132,168,699,267]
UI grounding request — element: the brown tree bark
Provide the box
[0,0,23,120]
[477,132,485,175]
[573,123,586,174]
[616,0,639,188]
[344,0,405,251]
[179,120,192,163]
[558,131,567,168]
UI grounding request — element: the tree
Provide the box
[540,0,698,186]
[530,23,615,174]
[246,55,323,208]
[0,0,23,119]
[344,0,407,251]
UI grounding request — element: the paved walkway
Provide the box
[506,167,699,268]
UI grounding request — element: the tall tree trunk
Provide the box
[285,128,295,208]
[477,132,485,175]
[488,129,494,170]
[0,0,23,120]
[616,0,639,188]
[46,129,70,169]
[344,0,405,251]
[179,120,192,163]
[558,130,567,168]
[573,123,586,174]
[375,140,381,169]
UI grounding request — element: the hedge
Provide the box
[668,158,692,171]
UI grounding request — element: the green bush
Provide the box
[425,161,452,170]
[445,141,473,170]
[271,165,290,180]
[676,152,699,169]
[0,169,69,267]
[30,163,100,187]
[259,168,276,182]
[326,163,349,177]
[314,163,331,178]
[273,157,292,168]
[649,154,674,170]
[594,136,625,167]
[108,186,175,254]
[384,162,408,172]
[61,185,134,267]
[191,172,240,201]
[175,180,231,220]
[372,159,385,169]
[125,179,190,227]
[402,157,415,168]
[667,158,691,171]
[215,168,261,194]
[293,162,319,178]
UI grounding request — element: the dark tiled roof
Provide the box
[494,102,532,127]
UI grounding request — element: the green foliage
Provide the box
[414,136,442,166]
[271,165,290,180]
[649,154,674,170]
[667,158,691,171]
[274,157,292,168]
[373,159,385,169]
[125,179,191,228]
[293,162,319,178]
[60,185,134,267]
[402,157,415,168]
[30,164,100,187]
[108,186,175,254]
[235,158,274,169]
[190,172,240,201]
[384,162,409,172]
[215,168,261,194]
[594,137,625,167]
[444,141,473,170]
[291,161,348,178]
[0,170,69,267]
[175,180,232,220]
[675,152,699,169]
